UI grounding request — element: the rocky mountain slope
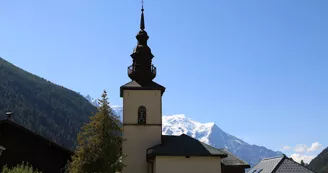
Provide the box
[308,147,328,173]
[0,57,97,149]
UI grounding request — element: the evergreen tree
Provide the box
[301,160,305,166]
[68,90,125,173]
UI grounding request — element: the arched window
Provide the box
[138,106,146,124]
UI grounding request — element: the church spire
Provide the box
[127,5,156,84]
[140,6,145,30]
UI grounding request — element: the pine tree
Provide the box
[301,160,305,166]
[68,90,125,173]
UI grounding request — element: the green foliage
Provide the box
[301,160,305,166]
[0,57,97,149]
[69,90,125,173]
[1,162,41,173]
[308,147,328,173]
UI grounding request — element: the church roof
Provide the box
[148,134,250,168]
[120,80,165,97]
[147,134,227,158]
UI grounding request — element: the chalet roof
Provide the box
[247,155,317,173]
[0,119,74,155]
[147,134,227,158]
[120,80,165,97]
[220,149,250,168]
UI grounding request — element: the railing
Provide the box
[128,65,156,77]
[151,65,157,76]
[127,65,133,75]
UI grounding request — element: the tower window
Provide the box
[138,106,147,124]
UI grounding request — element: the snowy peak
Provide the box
[162,114,282,166]
[85,95,99,107]
[162,114,215,144]
[111,105,123,121]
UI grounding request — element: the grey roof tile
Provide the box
[275,157,317,173]
[220,149,250,168]
[248,155,317,173]
[248,156,284,173]
[148,134,250,168]
[147,134,227,157]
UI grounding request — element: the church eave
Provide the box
[120,80,166,97]
[147,153,227,159]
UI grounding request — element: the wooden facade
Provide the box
[0,120,73,173]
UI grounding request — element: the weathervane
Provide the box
[140,0,145,30]
[141,0,144,9]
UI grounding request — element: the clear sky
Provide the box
[1,0,327,163]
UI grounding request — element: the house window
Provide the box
[138,106,146,124]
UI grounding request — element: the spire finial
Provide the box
[141,0,144,10]
[140,0,145,30]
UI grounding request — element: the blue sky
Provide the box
[1,0,327,163]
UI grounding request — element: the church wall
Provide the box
[155,156,222,173]
[123,90,162,124]
[122,90,163,173]
[122,125,162,173]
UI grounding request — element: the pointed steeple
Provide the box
[140,6,145,30]
[127,6,156,84]
[120,4,166,97]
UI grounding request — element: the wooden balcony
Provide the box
[128,65,156,80]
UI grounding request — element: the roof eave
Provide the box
[147,153,227,158]
[222,164,251,169]
[120,81,166,97]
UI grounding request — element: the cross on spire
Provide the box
[140,0,145,30]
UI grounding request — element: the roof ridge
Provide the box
[262,154,285,160]
[271,155,286,173]
[200,141,227,151]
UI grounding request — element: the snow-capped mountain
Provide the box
[111,105,123,120]
[85,95,99,107]
[84,96,282,167]
[162,114,283,167]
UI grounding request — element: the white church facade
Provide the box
[119,6,250,173]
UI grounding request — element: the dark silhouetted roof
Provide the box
[0,119,74,155]
[220,149,251,168]
[120,80,165,97]
[248,155,317,173]
[147,134,227,158]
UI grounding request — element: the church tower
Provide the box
[120,6,165,173]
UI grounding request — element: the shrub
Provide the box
[1,162,41,173]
